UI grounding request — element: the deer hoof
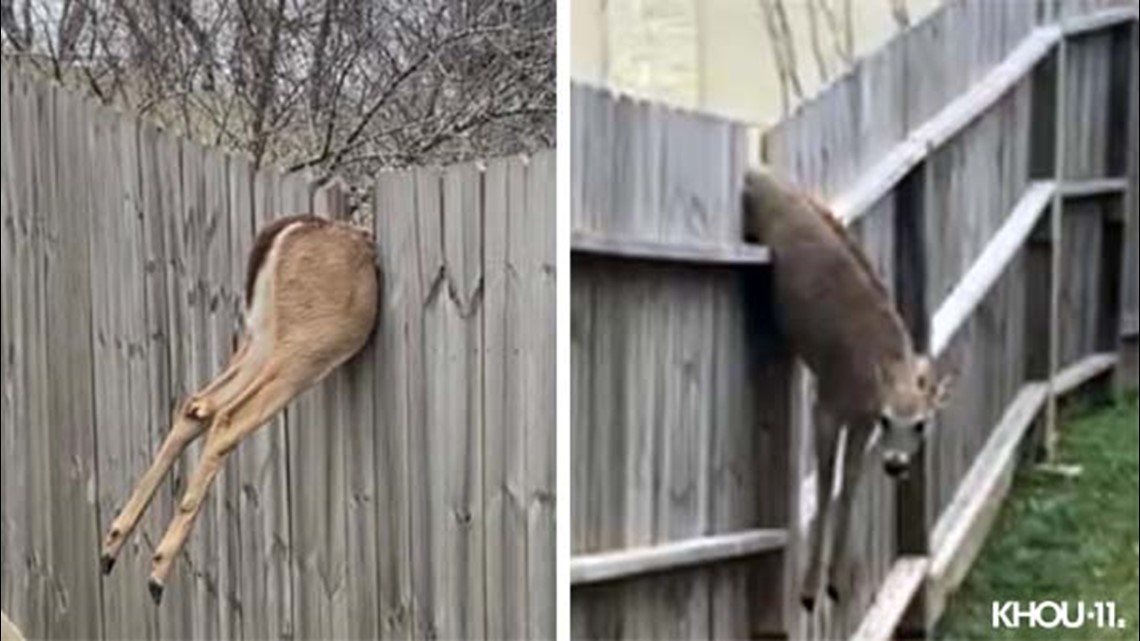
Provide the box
[829,579,848,602]
[100,554,117,576]
[800,594,816,612]
[148,579,165,605]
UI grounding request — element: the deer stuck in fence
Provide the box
[742,172,951,611]
[99,215,379,603]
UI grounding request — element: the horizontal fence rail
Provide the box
[572,230,772,266]
[571,529,788,586]
[829,8,1137,226]
[930,181,1056,357]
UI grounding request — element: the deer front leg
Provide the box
[826,421,875,604]
[801,409,841,612]
[148,364,307,603]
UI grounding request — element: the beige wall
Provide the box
[573,0,945,127]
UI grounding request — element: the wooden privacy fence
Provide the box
[0,64,555,640]
[571,0,1138,639]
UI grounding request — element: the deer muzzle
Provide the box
[883,450,911,478]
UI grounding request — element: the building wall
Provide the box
[572,0,945,127]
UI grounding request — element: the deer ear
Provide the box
[933,374,955,410]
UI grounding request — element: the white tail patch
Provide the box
[245,220,307,336]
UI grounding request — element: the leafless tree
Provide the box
[2,0,554,185]
[890,0,912,30]
[758,0,804,115]
[760,0,870,117]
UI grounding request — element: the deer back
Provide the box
[743,172,914,419]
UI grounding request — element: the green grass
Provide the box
[936,394,1139,641]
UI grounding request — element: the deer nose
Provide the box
[883,451,910,478]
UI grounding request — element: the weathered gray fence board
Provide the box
[9,73,31,632]
[1059,201,1109,367]
[13,68,39,633]
[527,152,558,640]
[42,83,103,639]
[0,65,13,627]
[405,166,442,640]
[10,69,37,630]
[204,147,242,641]
[449,163,488,641]
[92,104,142,640]
[4,66,30,630]
[374,168,418,640]
[164,137,214,638]
[1064,32,1115,181]
[143,124,183,638]
[483,157,523,641]
[3,66,29,629]
[1128,21,1140,330]
[217,150,251,638]
[26,76,55,636]
[136,119,175,640]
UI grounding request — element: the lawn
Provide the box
[936,394,1139,641]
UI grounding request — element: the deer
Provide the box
[99,214,379,604]
[741,171,950,611]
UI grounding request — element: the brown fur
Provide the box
[245,214,329,306]
[743,171,913,420]
[804,195,892,302]
[101,216,379,599]
[742,171,944,607]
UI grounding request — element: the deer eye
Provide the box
[917,373,928,389]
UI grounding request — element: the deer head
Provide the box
[877,354,953,477]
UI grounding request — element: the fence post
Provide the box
[1025,45,1061,459]
[1044,35,1068,461]
[1119,19,1140,390]
[894,166,932,638]
[313,176,351,220]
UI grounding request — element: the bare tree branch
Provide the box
[3,0,554,186]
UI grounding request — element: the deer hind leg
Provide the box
[100,335,261,575]
[148,360,309,602]
[825,421,874,604]
[801,408,841,611]
[185,337,254,417]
